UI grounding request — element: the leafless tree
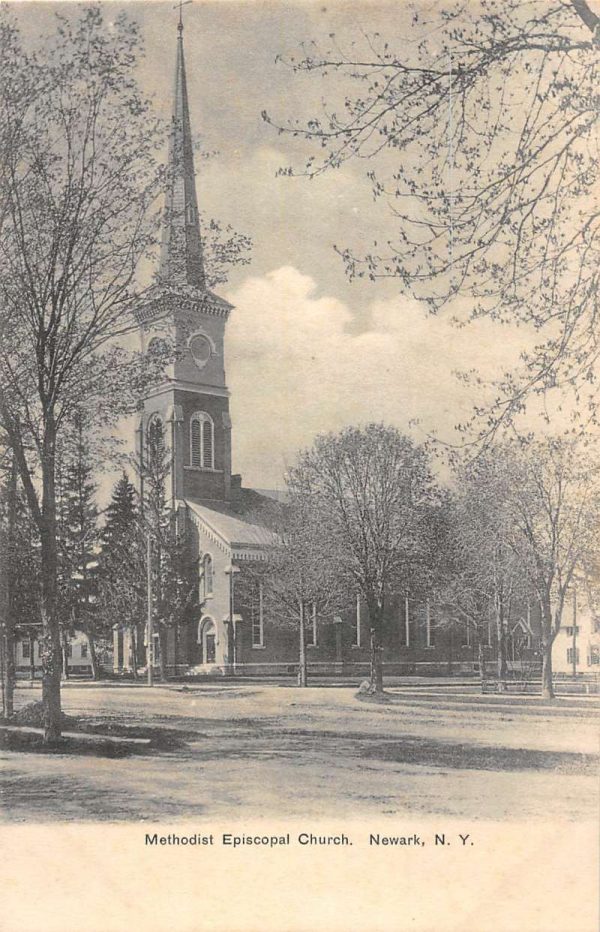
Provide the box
[265,0,600,436]
[487,437,600,697]
[438,459,528,684]
[289,424,438,693]
[0,7,165,741]
[246,494,344,686]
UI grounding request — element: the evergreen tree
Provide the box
[96,472,145,678]
[101,472,138,545]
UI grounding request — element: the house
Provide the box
[551,587,600,675]
[15,630,94,676]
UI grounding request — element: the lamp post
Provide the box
[224,564,240,674]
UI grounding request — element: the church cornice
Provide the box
[133,286,233,327]
[146,379,230,399]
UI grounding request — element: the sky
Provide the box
[11,1,559,492]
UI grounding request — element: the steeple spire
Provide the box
[159,12,205,290]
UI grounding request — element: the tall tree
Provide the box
[0,7,165,740]
[96,472,145,678]
[497,437,600,698]
[266,0,600,433]
[289,424,438,693]
[245,495,343,687]
[439,461,527,684]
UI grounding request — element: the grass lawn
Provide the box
[1,682,597,823]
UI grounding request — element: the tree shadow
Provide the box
[359,736,597,775]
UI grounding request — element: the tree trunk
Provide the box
[3,629,15,717]
[541,645,554,699]
[39,422,63,745]
[297,600,307,687]
[540,597,555,699]
[2,453,18,717]
[87,632,100,681]
[495,602,508,689]
[369,620,384,693]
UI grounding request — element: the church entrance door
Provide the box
[205,633,216,664]
[199,617,217,666]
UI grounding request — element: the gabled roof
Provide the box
[184,500,275,557]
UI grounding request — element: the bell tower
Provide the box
[134,15,233,505]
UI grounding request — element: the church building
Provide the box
[112,19,529,680]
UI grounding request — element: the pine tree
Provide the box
[101,473,138,545]
[96,472,145,678]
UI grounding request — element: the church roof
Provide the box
[184,500,276,554]
[158,19,206,290]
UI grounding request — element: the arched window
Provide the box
[201,554,213,599]
[190,412,214,469]
[147,414,165,461]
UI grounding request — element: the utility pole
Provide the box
[147,532,153,687]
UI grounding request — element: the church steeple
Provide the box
[136,11,234,510]
[159,16,205,290]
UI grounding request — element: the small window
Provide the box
[462,623,471,649]
[22,640,30,659]
[147,414,166,461]
[201,554,213,598]
[251,582,264,648]
[306,603,317,647]
[190,412,214,469]
[567,647,580,664]
[589,646,600,666]
[564,626,580,636]
[80,642,88,659]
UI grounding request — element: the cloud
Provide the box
[225,266,525,488]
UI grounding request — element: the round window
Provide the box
[189,333,212,369]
